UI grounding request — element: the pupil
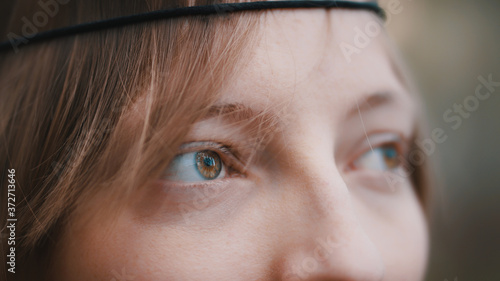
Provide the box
[384,147,397,159]
[204,157,215,167]
[195,150,222,180]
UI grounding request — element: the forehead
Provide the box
[218,8,412,122]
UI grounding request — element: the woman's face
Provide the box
[51,9,428,281]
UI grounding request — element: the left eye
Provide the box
[165,150,227,183]
[352,144,401,172]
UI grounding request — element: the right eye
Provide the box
[352,144,402,172]
[348,132,409,174]
[165,150,227,183]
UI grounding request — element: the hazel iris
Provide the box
[195,150,222,179]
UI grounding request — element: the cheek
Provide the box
[50,210,273,281]
[354,188,429,281]
[49,183,428,281]
[49,213,144,281]
[385,211,428,281]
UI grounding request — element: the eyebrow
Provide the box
[205,103,272,124]
[204,91,402,128]
[347,91,395,117]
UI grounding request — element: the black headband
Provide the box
[0,1,385,52]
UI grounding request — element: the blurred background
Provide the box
[381,0,500,280]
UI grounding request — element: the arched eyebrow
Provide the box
[206,92,400,125]
[346,90,417,135]
[206,103,256,119]
[205,103,270,123]
[201,102,284,138]
[346,90,417,143]
[347,91,395,117]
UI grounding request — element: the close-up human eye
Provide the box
[350,133,407,173]
[164,142,243,183]
[165,150,226,182]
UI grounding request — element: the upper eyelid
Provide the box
[176,141,247,175]
[366,132,407,151]
[177,141,234,160]
[365,131,409,150]
[346,131,409,168]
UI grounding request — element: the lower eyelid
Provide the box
[158,177,232,189]
[138,177,255,226]
[154,178,241,204]
[345,168,411,193]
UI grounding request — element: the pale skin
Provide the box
[50,8,428,281]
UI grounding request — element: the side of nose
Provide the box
[275,153,385,281]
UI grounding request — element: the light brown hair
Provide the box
[0,1,262,279]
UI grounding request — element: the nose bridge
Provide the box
[277,149,385,281]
